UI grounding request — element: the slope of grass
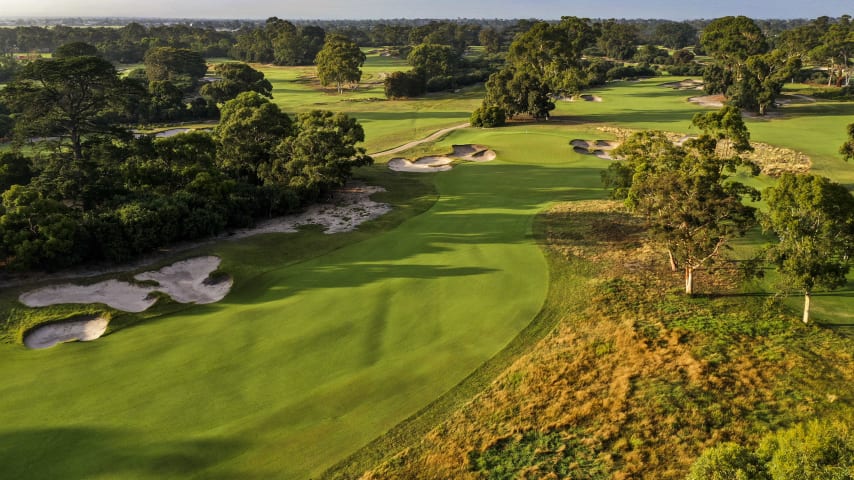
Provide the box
[361,200,854,479]
[0,124,609,479]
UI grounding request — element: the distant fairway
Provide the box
[0,125,611,479]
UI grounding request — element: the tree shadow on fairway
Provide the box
[0,427,260,480]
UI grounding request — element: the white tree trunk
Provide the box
[685,266,694,295]
[668,249,678,272]
[802,291,811,324]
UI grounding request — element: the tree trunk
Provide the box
[668,249,678,272]
[685,266,694,295]
[70,127,83,162]
[802,291,811,324]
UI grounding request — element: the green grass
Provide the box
[0,124,610,479]
[2,71,853,479]
[255,54,479,153]
[554,76,854,328]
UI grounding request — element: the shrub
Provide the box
[471,105,506,128]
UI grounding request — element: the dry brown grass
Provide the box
[358,200,853,480]
[595,126,811,176]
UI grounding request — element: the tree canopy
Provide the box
[315,34,366,94]
[762,174,854,323]
[201,63,273,103]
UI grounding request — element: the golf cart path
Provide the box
[371,123,470,156]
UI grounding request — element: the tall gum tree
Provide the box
[315,34,367,94]
[609,106,759,295]
[0,55,127,163]
[762,174,854,323]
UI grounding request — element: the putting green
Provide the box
[0,125,607,479]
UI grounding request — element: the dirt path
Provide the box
[371,123,470,157]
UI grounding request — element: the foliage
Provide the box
[143,47,207,91]
[266,110,373,199]
[653,21,698,49]
[761,417,854,480]
[231,17,325,66]
[596,20,639,61]
[315,34,366,94]
[841,123,854,162]
[606,107,758,294]
[200,63,273,103]
[480,17,595,119]
[53,41,100,58]
[687,443,769,480]
[0,55,130,162]
[383,71,426,98]
[692,417,854,480]
[407,43,459,79]
[470,105,506,128]
[761,174,854,322]
[214,91,292,184]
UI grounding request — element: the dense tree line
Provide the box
[0,22,234,63]
[0,52,370,272]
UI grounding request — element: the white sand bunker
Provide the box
[580,94,603,102]
[19,256,231,312]
[389,156,454,172]
[24,315,109,349]
[660,79,704,90]
[388,144,496,173]
[19,279,156,312]
[135,256,231,304]
[688,95,725,108]
[234,185,392,235]
[571,139,620,160]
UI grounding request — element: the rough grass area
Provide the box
[360,200,854,479]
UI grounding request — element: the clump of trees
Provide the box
[0,52,372,272]
[688,417,854,480]
[602,106,759,295]
[230,17,326,66]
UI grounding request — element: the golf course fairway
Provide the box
[0,126,607,479]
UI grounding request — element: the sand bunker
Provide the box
[660,79,704,90]
[237,185,392,235]
[580,94,603,102]
[24,315,109,349]
[571,139,619,160]
[135,256,230,304]
[19,256,231,312]
[19,279,157,312]
[388,144,496,173]
[688,95,725,108]
[389,156,454,172]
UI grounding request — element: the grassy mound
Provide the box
[361,200,853,479]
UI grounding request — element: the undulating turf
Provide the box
[0,124,612,479]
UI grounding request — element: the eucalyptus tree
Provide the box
[315,34,366,94]
[763,174,854,323]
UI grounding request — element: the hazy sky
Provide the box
[1,0,851,20]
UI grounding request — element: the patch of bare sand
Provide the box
[660,79,705,90]
[388,156,454,172]
[24,315,109,349]
[19,279,157,312]
[233,185,392,235]
[572,139,620,160]
[134,256,230,304]
[19,256,231,312]
[389,144,496,172]
[688,95,725,108]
